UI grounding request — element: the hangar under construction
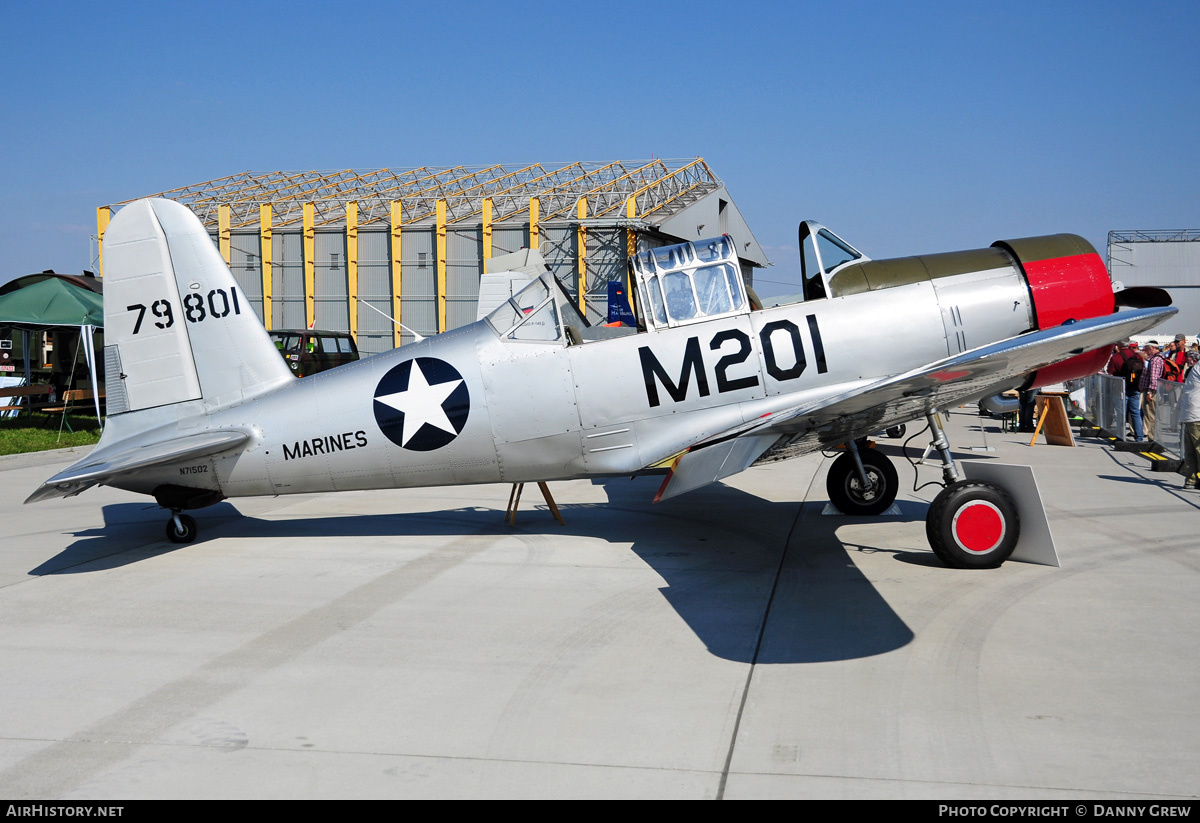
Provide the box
[97,159,768,355]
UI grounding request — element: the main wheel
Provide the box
[166,513,198,544]
[886,424,906,439]
[826,448,899,515]
[925,481,1019,568]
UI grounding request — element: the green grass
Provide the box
[0,412,102,455]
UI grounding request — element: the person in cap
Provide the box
[1139,341,1165,441]
[1166,333,1189,381]
[1108,338,1142,378]
[1117,341,1146,441]
[1178,349,1200,489]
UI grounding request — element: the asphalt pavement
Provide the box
[0,407,1196,799]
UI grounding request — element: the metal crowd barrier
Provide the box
[1156,379,1184,457]
[1071,372,1183,456]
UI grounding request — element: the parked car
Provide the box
[269,329,359,377]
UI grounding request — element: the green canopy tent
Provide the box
[0,279,105,424]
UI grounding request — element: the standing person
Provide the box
[1109,339,1140,381]
[1166,334,1189,381]
[1107,342,1126,376]
[1139,341,1166,442]
[1120,344,1145,442]
[1017,388,1037,433]
[1178,350,1200,489]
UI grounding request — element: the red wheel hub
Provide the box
[951,501,1005,554]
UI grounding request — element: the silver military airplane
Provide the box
[28,198,1173,568]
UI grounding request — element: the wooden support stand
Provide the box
[1030,392,1075,447]
[505,481,565,526]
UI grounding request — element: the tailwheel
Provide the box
[166,512,198,544]
[925,480,1019,568]
[826,447,898,515]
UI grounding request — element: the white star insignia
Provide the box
[375,361,464,446]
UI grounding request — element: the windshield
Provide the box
[631,236,748,329]
[485,273,588,343]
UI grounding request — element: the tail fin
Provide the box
[102,198,292,414]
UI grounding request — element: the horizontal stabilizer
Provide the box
[25,429,249,503]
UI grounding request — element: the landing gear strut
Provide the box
[165,512,198,544]
[921,410,1020,568]
[826,439,899,515]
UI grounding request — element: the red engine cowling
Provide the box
[992,235,1115,388]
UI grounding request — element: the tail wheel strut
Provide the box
[166,512,198,544]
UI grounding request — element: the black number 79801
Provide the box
[127,287,242,334]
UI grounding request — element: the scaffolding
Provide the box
[97,160,765,354]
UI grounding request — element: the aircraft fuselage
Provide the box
[110,259,1037,503]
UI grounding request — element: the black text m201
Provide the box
[639,316,828,407]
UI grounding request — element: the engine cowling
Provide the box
[992,234,1115,388]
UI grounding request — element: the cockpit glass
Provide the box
[693,236,733,264]
[694,264,733,315]
[512,279,549,312]
[663,271,697,321]
[486,301,522,334]
[486,277,552,335]
[817,229,861,272]
[509,298,560,341]
[652,245,690,270]
[723,264,746,310]
[802,236,823,282]
[647,275,668,325]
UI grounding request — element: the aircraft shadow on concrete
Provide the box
[39,477,921,664]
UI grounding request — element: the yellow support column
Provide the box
[346,201,359,342]
[218,204,231,265]
[95,207,111,277]
[576,199,588,314]
[482,197,493,269]
[529,197,540,250]
[303,202,316,330]
[259,204,273,329]
[391,200,403,348]
[626,198,637,297]
[436,199,447,333]
[625,198,637,256]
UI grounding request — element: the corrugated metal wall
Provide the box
[272,233,306,329]
[1112,240,1200,287]
[314,232,350,332]
[447,228,482,331]
[540,225,577,302]
[401,228,437,344]
[229,233,265,322]
[357,231,393,355]
[491,227,529,259]
[587,228,625,324]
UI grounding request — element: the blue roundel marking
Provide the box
[373,357,470,451]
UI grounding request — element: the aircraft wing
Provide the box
[25,429,251,503]
[655,306,1174,501]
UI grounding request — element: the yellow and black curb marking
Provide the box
[1079,417,1182,472]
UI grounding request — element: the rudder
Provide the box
[103,198,292,414]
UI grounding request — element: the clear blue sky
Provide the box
[2,0,1196,297]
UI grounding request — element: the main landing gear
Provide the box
[828,410,1021,568]
[165,512,198,544]
[918,410,1019,568]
